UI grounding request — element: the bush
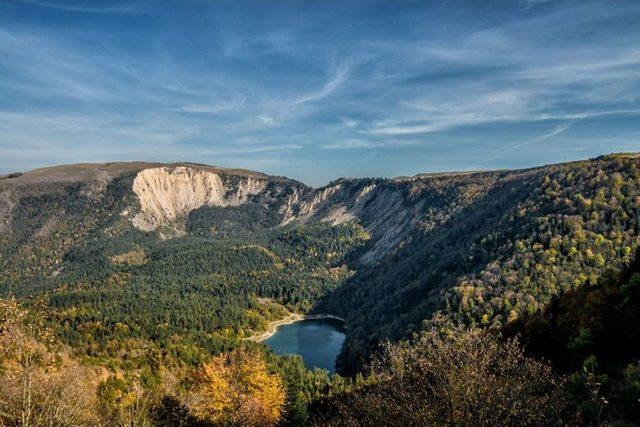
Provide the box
[315,329,565,426]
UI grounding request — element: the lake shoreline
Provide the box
[247,313,345,342]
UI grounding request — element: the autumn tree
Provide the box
[188,348,285,426]
[96,374,155,427]
[0,297,98,426]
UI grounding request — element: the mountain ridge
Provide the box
[9,151,639,187]
[3,152,640,263]
[2,152,640,375]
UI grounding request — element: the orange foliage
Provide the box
[189,348,285,426]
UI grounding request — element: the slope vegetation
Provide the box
[1,155,640,374]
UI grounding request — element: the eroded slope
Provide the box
[131,166,268,231]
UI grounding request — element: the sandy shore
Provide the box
[246,313,345,342]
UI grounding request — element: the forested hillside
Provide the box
[320,154,640,372]
[314,246,640,425]
[504,247,640,423]
[1,154,640,424]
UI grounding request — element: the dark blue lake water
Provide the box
[264,318,345,372]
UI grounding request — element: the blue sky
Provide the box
[1,0,639,186]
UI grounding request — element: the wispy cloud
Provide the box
[1,0,639,185]
[257,115,276,125]
[529,123,573,144]
[321,138,381,150]
[294,62,352,105]
[340,117,359,128]
[20,0,140,14]
[171,98,247,114]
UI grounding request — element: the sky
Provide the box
[1,0,639,186]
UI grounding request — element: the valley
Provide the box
[2,153,640,424]
[3,0,639,424]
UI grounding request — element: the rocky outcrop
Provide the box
[280,185,342,225]
[0,161,477,265]
[0,160,488,269]
[279,179,430,264]
[126,166,426,263]
[131,166,268,231]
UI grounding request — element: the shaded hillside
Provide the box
[311,329,566,426]
[317,155,640,372]
[504,249,640,423]
[311,244,640,426]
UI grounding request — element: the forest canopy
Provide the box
[2,155,640,424]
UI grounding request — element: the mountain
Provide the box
[324,153,640,371]
[3,154,640,424]
[2,155,640,372]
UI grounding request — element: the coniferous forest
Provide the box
[2,154,640,425]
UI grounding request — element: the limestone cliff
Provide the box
[280,179,429,263]
[124,165,447,263]
[130,166,268,231]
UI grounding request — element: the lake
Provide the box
[264,317,346,372]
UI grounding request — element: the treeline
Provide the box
[504,247,640,423]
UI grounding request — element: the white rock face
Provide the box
[127,165,429,263]
[131,166,266,231]
[280,185,341,225]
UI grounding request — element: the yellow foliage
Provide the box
[190,348,285,426]
[574,273,588,286]
[0,298,99,426]
[193,361,233,422]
